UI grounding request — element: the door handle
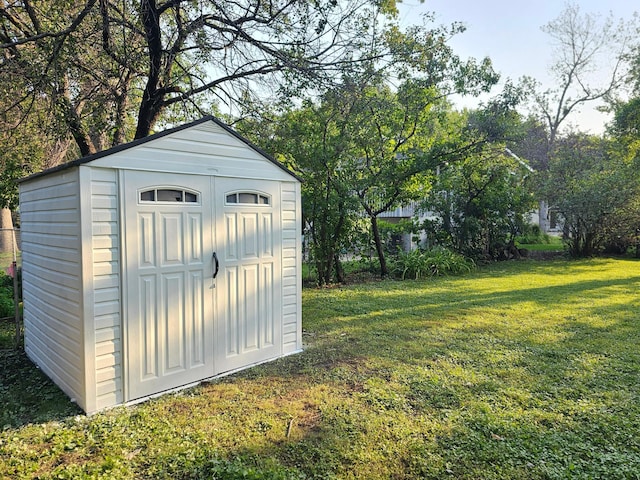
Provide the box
[212,252,219,279]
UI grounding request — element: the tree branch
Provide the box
[0,0,98,49]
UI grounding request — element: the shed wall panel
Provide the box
[20,169,85,406]
[280,182,302,354]
[20,197,79,213]
[90,168,123,410]
[20,231,79,249]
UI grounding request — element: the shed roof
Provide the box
[19,116,300,183]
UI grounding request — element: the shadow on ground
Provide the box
[0,347,82,427]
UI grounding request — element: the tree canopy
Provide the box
[0,0,401,157]
[542,133,640,257]
[3,0,640,274]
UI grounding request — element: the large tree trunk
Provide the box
[0,208,15,254]
[135,0,164,140]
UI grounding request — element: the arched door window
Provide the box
[225,192,270,205]
[139,188,199,204]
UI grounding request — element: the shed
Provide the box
[18,116,302,414]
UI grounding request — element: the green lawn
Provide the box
[2,258,640,479]
[518,235,565,252]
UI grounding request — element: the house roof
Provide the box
[18,115,301,183]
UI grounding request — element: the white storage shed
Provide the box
[18,116,302,414]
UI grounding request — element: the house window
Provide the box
[139,188,199,203]
[226,192,270,205]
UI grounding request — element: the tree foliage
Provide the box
[543,134,640,257]
[339,81,469,277]
[420,145,536,261]
[0,0,396,156]
[0,0,412,212]
[250,102,361,286]
[516,2,636,232]
[304,18,499,278]
[239,14,500,282]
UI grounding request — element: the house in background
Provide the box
[375,148,560,251]
[18,116,303,414]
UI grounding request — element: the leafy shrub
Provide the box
[0,269,19,318]
[391,247,475,280]
[0,286,13,318]
[0,270,12,288]
[377,219,415,255]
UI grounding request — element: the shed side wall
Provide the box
[281,182,302,354]
[19,168,85,407]
[90,167,123,411]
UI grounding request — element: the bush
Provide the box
[391,247,475,280]
[0,285,13,317]
[0,269,19,318]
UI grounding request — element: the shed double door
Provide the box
[123,171,282,401]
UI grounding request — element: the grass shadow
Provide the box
[1,318,82,427]
[0,348,82,427]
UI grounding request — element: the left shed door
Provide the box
[122,171,214,401]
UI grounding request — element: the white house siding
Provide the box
[19,169,85,406]
[89,167,122,411]
[378,202,418,219]
[281,182,302,354]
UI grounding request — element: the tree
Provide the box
[238,14,500,282]
[341,82,484,276]
[0,59,67,251]
[543,133,640,257]
[420,145,536,261]
[309,17,500,277]
[0,0,399,157]
[248,102,361,285]
[528,3,632,148]
[521,2,635,230]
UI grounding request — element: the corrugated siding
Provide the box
[19,169,84,404]
[281,182,302,354]
[90,168,123,411]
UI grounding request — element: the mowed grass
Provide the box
[1,258,640,479]
[518,235,565,252]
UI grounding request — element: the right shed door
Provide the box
[214,177,283,373]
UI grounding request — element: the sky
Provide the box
[395,0,639,134]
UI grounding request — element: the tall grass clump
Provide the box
[391,246,475,279]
